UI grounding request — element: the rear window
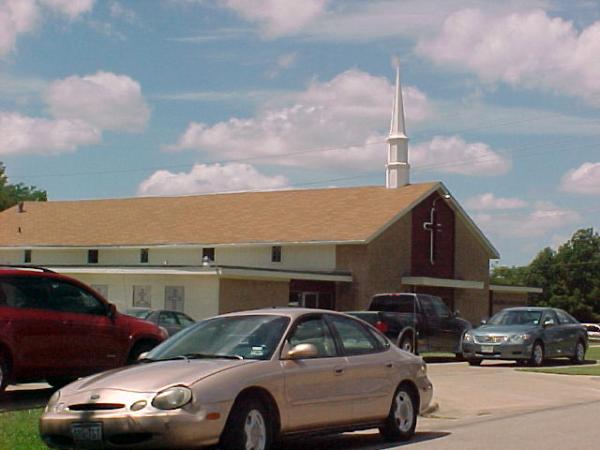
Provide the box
[369,295,416,313]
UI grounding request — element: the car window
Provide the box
[488,310,542,326]
[288,317,337,358]
[369,295,416,313]
[555,310,577,324]
[159,311,178,326]
[328,315,382,355]
[176,313,194,326]
[420,295,451,318]
[0,277,49,310]
[47,280,106,315]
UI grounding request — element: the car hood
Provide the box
[474,325,538,335]
[64,359,257,394]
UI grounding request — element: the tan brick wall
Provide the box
[336,213,412,311]
[454,217,491,324]
[491,292,528,315]
[218,278,289,314]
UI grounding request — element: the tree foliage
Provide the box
[491,228,600,322]
[0,163,47,211]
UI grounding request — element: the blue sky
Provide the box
[0,0,599,266]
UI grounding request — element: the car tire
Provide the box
[468,358,482,366]
[379,384,418,442]
[127,341,158,364]
[398,334,415,354]
[0,352,9,393]
[530,341,544,367]
[570,340,586,365]
[220,397,272,450]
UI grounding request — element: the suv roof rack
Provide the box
[0,264,56,273]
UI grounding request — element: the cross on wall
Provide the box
[422,197,447,265]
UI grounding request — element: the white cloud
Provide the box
[0,0,93,56]
[416,8,600,104]
[0,0,39,56]
[410,135,510,175]
[137,163,289,196]
[45,71,150,132]
[474,201,581,238]
[560,162,600,195]
[266,52,298,78]
[109,0,136,22]
[168,69,430,171]
[219,0,327,38]
[38,0,94,19]
[465,193,528,210]
[0,111,100,155]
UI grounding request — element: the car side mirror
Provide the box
[284,343,318,360]
[137,352,149,361]
[480,319,487,326]
[107,303,117,320]
[543,319,555,328]
[453,310,461,318]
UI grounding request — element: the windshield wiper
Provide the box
[156,353,244,362]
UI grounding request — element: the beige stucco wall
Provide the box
[218,278,289,314]
[0,244,336,271]
[453,217,491,324]
[62,272,220,320]
[336,213,412,311]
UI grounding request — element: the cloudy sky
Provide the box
[0,0,599,266]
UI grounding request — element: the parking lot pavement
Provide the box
[418,360,600,430]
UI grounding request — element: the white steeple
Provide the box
[386,64,410,188]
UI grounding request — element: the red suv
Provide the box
[0,266,167,392]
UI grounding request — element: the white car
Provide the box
[583,323,600,342]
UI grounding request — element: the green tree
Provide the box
[0,162,47,211]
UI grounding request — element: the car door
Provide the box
[0,276,64,378]
[555,309,580,355]
[46,279,129,372]
[157,311,181,336]
[281,314,349,431]
[325,314,394,421]
[540,310,562,357]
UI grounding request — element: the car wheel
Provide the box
[530,341,544,367]
[571,340,586,364]
[398,334,415,354]
[467,358,482,366]
[0,353,9,393]
[380,384,417,442]
[221,397,272,450]
[46,377,75,389]
[127,341,158,364]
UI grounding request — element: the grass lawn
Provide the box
[0,408,46,450]
[519,345,600,376]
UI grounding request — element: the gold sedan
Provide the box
[39,308,433,450]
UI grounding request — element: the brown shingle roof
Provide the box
[0,183,441,247]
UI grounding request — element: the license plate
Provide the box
[71,422,103,445]
[480,345,495,354]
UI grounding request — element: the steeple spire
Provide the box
[386,63,410,188]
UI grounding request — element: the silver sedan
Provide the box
[462,307,588,366]
[40,308,433,450]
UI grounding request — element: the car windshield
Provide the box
[127,309,152,319]
[146,315,290,361]
[487,310,543,326]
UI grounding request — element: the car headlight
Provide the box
[152,386,192,410]
[45,390,65,413]
[463,332,474,343]
[508,333,531,344]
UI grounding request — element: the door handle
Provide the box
[385,362,394,369]
[334,367,344,375]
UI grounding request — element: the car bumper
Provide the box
[416,374,434,414]
[39,402,230,449]
[462,342,533,360]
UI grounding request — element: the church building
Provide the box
[0,68,539,324]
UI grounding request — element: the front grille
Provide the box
[474,335,508,344]
[69,403,125,411]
